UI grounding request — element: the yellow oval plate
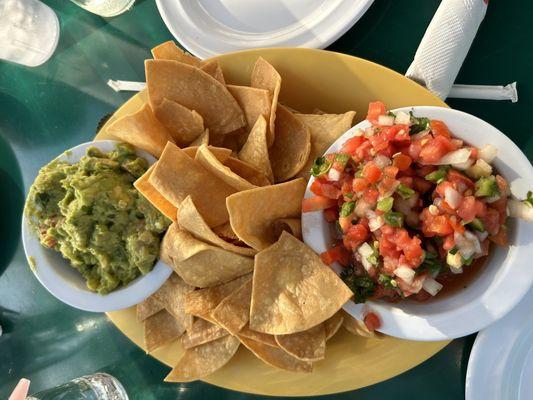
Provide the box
[98,48,449,397]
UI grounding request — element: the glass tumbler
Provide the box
[0,0,60,67]
[69,0,135,17]
[26,373,129,400]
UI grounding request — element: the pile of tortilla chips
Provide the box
[106,41,374,382]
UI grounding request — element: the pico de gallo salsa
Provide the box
[303,101,512,303]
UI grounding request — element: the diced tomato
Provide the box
[413,177,433,193]
[302,196,337,212]
[338,216,352,232]
[377,176,397,197]
[369,133,389,152]
[435,181,455,198]
[495,175,509,195]
[381,125,410,142]
[340,178,353,196]
[419,136,452,164]
[491,197,508,224]
[341,136,365,155]
[320,245,351,266]
[362,162,382,183]
[482,208,500,235]
[416,165,437,177]
[354,140,373,162]
[343,223,368,251]
[457,196,477,222]
[408,140,423,161]
[352,177,369,192]
[438,199,456,215]
[393,154,412,170]
[470,147,478,159]
[383,165,399,178]
[422,211,454,236]
[490,225,508,246]
[474,200,487,218]
[364,312,381,332]
[449,216,466,234]
[366,101,386,122]
[363,188,379,205]
[443,234,455,250]
[430,120,451,138]
[451,139,464,148]
[448,169,474,189]
[310,180,340,199]
[398,176,413,187]
[323,208,338,222]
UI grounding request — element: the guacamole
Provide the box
[25,143,170,294]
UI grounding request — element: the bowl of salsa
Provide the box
[302,103,533,340]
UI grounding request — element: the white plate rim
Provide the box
[21,140,172,312]
[155,0,375,59]
[302,106,533,341]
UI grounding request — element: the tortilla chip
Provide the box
[342,310,377,338]
[227,85,271,133]
[224,157,271,187]
[178,196,256,257]
[106,103,174,158]
[272,218,302,240]
[144,309,186,353]
[295,111,356,179]
[160,223,254,288]
[312,108,326,114]
[226,178,306,250]
[212,222,240,242]
[182,145,232,163]
[195,145,257,191]
[239,325,278,347]
[190,129,209,146]
[152,98,204,146]
[250,232,353,335]
[134,165,178,221]
[210,278,252,335]
[238,115,274,182]
[146,59,245,135]
[184,274,252,320]
[269,104,311,182]
[324,312,344,341]
[181,318,229,349]
[165,335,240,382]
[151,41,201,67]
[149,142,236,227]
[136,295,164,322]
[200,60,225,84]
[275,324,326,362]
[250,57,281,146]
[151,274,194,331]
[238,336,312,373]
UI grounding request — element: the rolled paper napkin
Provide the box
[406,0,488,99]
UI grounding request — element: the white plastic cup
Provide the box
[69,0,135,17]
[0,0,60,67]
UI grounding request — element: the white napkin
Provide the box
[406,0,488,99]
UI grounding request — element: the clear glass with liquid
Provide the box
[69,0,135,17]
[26,373,129,400]
[0,0,60,67]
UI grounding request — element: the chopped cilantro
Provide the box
[340,267,376,303]
[310,157,331,177]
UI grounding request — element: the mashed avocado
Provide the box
[25,143,170,294]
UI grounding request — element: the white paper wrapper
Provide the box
[406,0,488,99]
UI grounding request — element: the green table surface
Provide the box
[1,0,532,398]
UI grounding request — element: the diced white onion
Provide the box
[394,266,415,285]
[466,159,493,179]
[476,231,488,241]
[353,128,364,137]
[447,252,462,269]
[374,155,391,169]
[378,115,394,126]
[394,111,411,125]
[422,277,443,296]
[433,148,472,166]
[454,231,480,259]
[368,216,384,232]
[364,127,376,137]
[450,266,463,274]
[429,205,439,215]
[453,158,474,171]
[411,130,430,141]
[508,199,533,221]
[464,231,482,254]
[444,187,462,209]
[478,144,498,163]
[328,168,341,181]
[485,195,501,203]
[378,181,400,200]
[358,242,374,258]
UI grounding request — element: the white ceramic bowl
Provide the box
[21,140,172,312]
[302,106,533,341]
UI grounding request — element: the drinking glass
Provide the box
[0,0,60,67]
[69,0,135,17]
[26,373,128,400]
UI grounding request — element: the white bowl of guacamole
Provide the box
[22,140,173,312]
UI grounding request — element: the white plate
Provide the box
[466,288,533,400]
[155,0,375,59]
[21,140,172,312]
[302,106,533,341]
